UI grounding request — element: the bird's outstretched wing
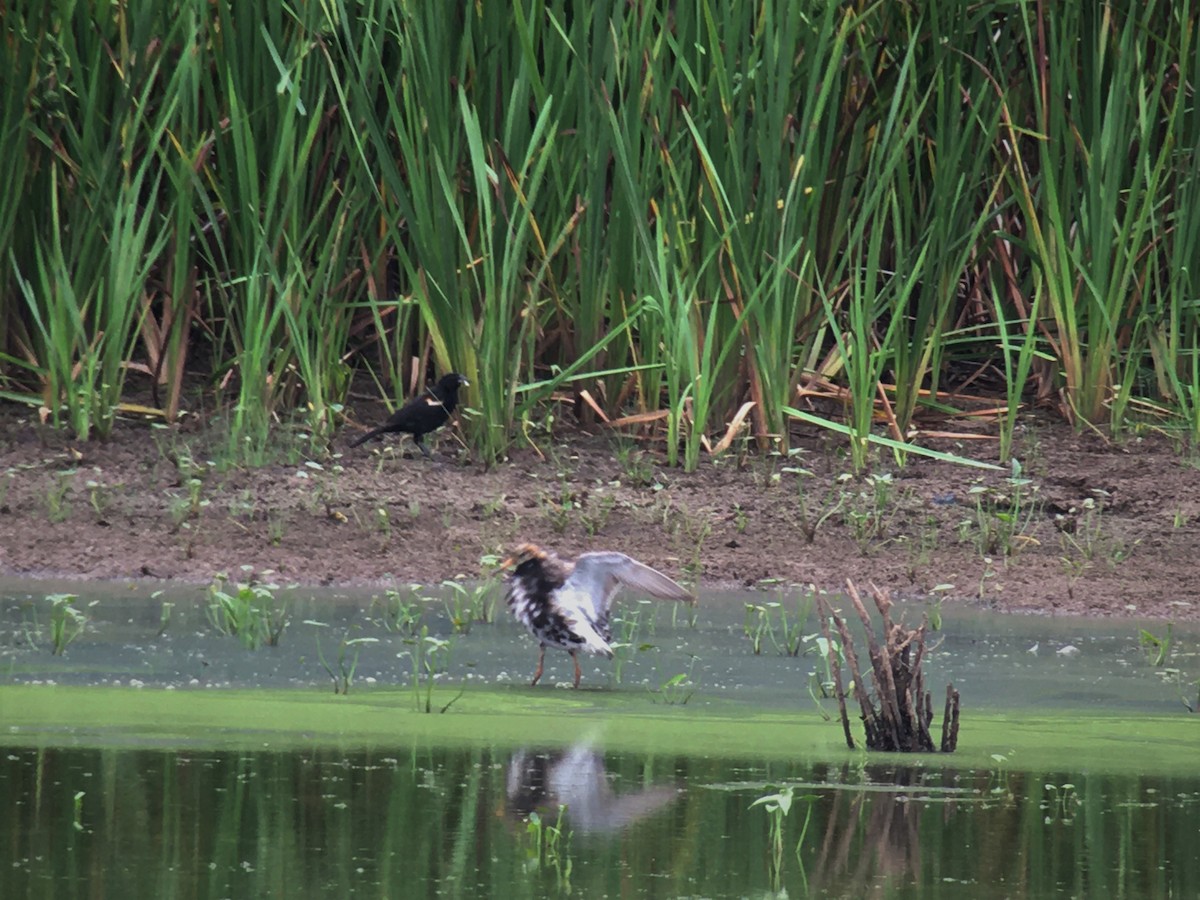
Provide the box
[564,552,694,623]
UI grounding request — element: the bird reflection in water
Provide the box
[505,745,681,834]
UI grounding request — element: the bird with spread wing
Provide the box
[499,543,695,687]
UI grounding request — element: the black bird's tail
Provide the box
[348,427,385,448]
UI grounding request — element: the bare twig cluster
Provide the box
[818,581,959,753]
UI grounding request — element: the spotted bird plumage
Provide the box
[500,543,694,687]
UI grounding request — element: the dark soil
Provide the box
[2,403,1198,620]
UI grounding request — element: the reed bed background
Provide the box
[1,0,1198,468]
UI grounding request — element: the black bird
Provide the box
[499,543,695,688]
[349,373,468,458]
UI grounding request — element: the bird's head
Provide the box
[498,542,548,574]
[438,373,469,393]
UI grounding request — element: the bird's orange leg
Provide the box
[530,646,546,686]
[571,651,581,688]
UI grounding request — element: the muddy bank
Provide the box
[1,405,1197,620]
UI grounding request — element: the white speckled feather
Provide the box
[501,542,693,685]
[555,599,613,658]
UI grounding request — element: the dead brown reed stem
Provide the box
[817,580,959,753]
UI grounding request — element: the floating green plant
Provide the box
[156,595,173,637]
[989,750,1016,798]
[803,629,844,716]
[743,594,814,656]
[1135,623,1198,710]
[72,790,85,832]
[441,574,500,634]
[403,626,460,713]
[750,785,816,894]
[1139,623,1173,667]
[373,587,424,635]
[1041,782,1080,825]
[47,593,87,655]
[206,571,289,649]
[650,656,698,705]
[743,603,767,654]
[523,805,572,890]
[669,596,698,630]
[610,609,653,684]
[315,633,378,695]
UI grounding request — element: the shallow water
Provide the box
[3,742,1198,898]
[1,578,1197,897]
[1,578,1194,713]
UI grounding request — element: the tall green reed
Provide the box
[7,4,178,437]
[322,0,480,416]
[1143,0,1200,440]
[4,0,1200,461]
[999,1,1184,429]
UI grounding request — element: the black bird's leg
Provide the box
[530,646,546,686]
[414,435,432,460]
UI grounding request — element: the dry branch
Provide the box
[817,581,959,753]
